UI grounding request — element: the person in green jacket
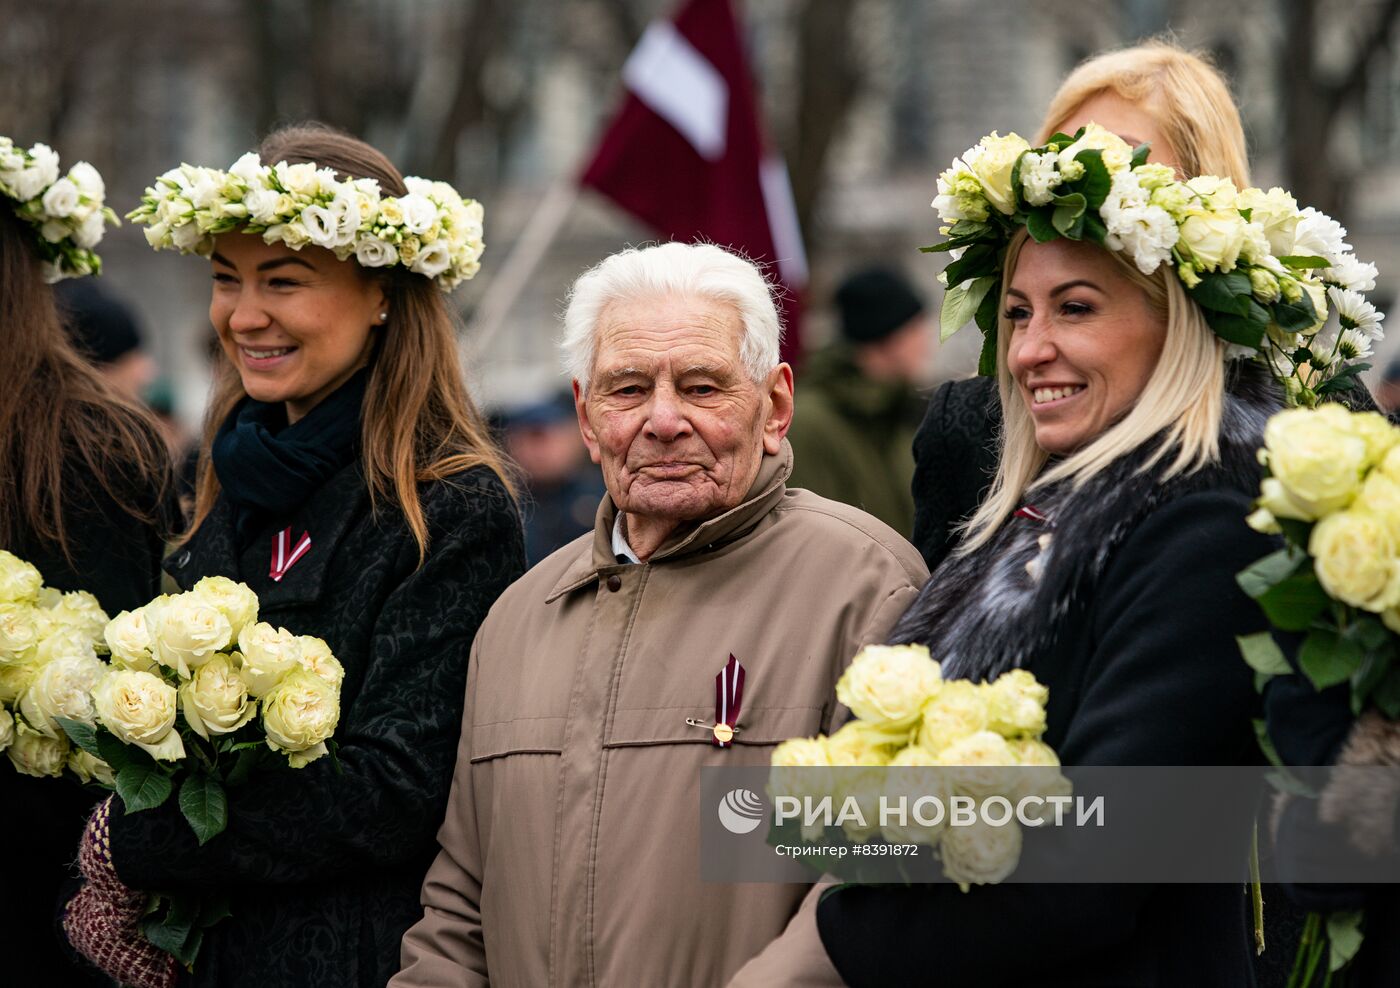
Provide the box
[787,266,931,536]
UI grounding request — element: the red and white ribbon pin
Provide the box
[269,527,312,583]
[713,653,746,748]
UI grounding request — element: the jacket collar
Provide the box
[545,440,794,602]
[164,462,370,608]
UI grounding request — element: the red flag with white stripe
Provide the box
[580,0,807,364]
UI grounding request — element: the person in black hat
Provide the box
[786,265,930,534]
[53,278,158,403]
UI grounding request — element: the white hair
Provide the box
[561,241,783,392]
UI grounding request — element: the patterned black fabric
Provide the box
[107,463,524,988]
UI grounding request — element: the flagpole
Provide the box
[463,174,580,361]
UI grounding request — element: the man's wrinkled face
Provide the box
[575,293,787,527]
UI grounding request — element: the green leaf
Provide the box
[1025,209,1059,243]
[1271,291,1319,333]
[115,763,173,813]
[1279,255,1331,269]
[94,730,134,773]
[179,774,228,846]
[197,894,232,929]
[1276,517,1314,548]
[1190,270,1255,316]
[1299,629,1363,690]
[1327,910,1366,972]
[55,718,102,758]
[1130,143,1150,168]
[977,323,999,377]
[1238,633,1292,676]
[1051,192,1086,236]
[943,243,999,288]
[1075,150,1111,210]
[975,286,1001,378]
[224,746,263,788]
[1256,569,1331,632]
[1237,548,1305,598]
[1253,718,1284,768]
[940,276,997,341]
[1081,212,1108,246]
[1206,311,1268,348]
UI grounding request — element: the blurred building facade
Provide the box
[4,0,1399,422]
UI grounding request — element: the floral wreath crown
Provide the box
[928,124,1383,406]
[0,136,117,282]
[128,153,485,293]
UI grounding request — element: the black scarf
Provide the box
[212,368,369,541]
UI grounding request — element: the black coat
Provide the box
[0,464,169,985]
[820,367,1282,986]
[107,463,524,988]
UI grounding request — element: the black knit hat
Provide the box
[54,278,143,365]
[834,266,925,344]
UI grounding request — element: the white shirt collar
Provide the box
[611,512,640,564]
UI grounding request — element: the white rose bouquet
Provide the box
[0,136,118,281]
[1240,405,1400,719]
[0,555,344,844]
[770,643,1067,891]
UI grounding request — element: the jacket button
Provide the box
[606,575,622,592]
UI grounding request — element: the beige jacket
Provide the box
[393,444,926,987]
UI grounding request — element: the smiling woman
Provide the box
[65,124,525,988]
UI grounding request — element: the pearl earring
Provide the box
[379,311,388,323]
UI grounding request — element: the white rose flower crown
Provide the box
[0,136,118,282]
[929,125,1384,406]
[128,152,485,292]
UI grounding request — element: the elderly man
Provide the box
[393,242,927,987]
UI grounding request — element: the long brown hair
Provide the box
[189,122,512,561]
[0,207,171,557]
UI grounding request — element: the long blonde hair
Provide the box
[1038,39,1250,187]
[960,231,1226,551]
[189,123,512,561]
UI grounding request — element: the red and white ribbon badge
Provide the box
[712,653,746,748]
[269,527,312,583]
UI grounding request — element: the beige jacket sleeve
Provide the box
[724,883,845,987]
[392,635,490,987]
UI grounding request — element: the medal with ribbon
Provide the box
[269,527,312,583]
[712,653,745,747]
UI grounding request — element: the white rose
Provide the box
[1057,122,1134,175]
[244,188,281,225]
[6,720,69,778]
[1178,210,1248,273]
[93,669,185,762]
[836,643,943,729]
[1292,207,1350,264]
[880,746,955,846]
[300,205,340,248]
[1236,187,1299,257]
[935,729,1019,799]
[276,161,320,197]
[18,651,105,738]
[940,811,1024,891]
[962,132,1031,215]
[39,219,70,244]
[1184,175,1240,211]
[262,668,340,767]
[296,636,344,689]
[68,749,115,785]
[1260,406,1369,519]
[228,151,265,186]
[152,592,233,679]
[41,177,81,219]
[354,236,398,268]
[28,143,60,188]
[10,167,48,202]
[48,591,109,648]
[0,603,41,661]
[0,551,43,604]
[179,653,256,739]
[0,707,12,752]
[104,608,156,672]
[74,209,107,249]
[397,194,438,235]
[410,241,452,279]
[237,622,302,697]
[191,576,259,640]
[170,220,205,252]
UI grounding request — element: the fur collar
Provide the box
[891,361,1283,680]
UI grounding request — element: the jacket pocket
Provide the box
[605,705,824,748]
[469,716,567,762]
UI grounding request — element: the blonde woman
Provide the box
[63,124,523,988]
[912,40,1257,570]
